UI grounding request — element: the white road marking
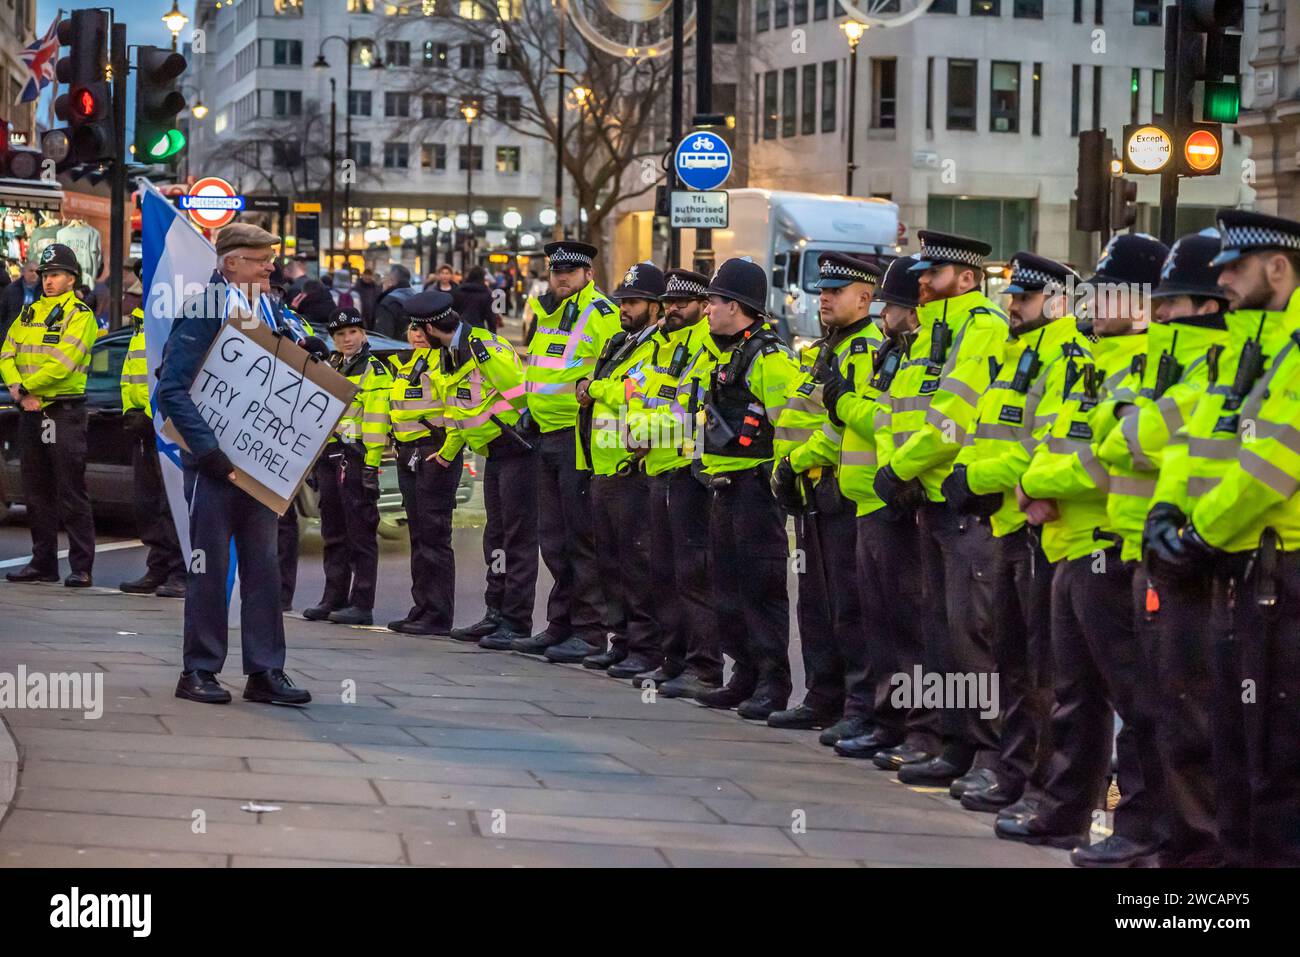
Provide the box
[0,538,144,569]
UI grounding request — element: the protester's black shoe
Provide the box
[629,665,677,688]
[328,606,373,626]
[1071,835,1158,868]
[302,603,337,621]
[997,795,1041,823]
[834,731,903,759]
[696,684,756,710]
[243,669,312,706]
[897,755,972,786]
[175,670,231,705]
[63,571,92,588]
[658,673,721,700]
[511,631,564,655]
[950,767,999,800]
[387,618,446,636]
[607,654,658,679]
[6,565,59,584]
[961,781,1023,813]
[155,578,186,599]
[450,608,501,642]
[819,715,872,747]
[994,815,1087,849]
[872,745,934,771]
[544,636,601,663]
[119,574,165,594]
[479,629,526,651]
[767,703,837,730]
[737,693,787,721]
[582,648,626,671]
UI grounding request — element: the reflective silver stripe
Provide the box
[120,374,149,384]
[974,423,1023,442]
[1033,412,1057,428]
[361,412,388,424]
[775,426,816,442]
[1241,449,1300,498]
[1104,366,1130,391]
[938,376,981,407]
[1046,436,1089,454]
[125,350,147,361]
[1122,413,1156,471]
[1167,432,1188,446]
[1258,420,1300,456]
[1045,435,1107,487]
[1188,475,1221,497]
[1110,475,1157,497]
[1156,395,1184,434]
[892,429,919,447]
[821,420,840,440]
[840,449,878,466]
[1241,338,1298,423]
[893,396,929,412]
[1187,437,1237,460]
[592,416,621,430]
[786,392,825,416]
[924,405,967,441]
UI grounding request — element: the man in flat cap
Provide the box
[155,221,311,707]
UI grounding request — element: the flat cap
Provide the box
[1004,251,1077,295]
[661,268,711,301]
[215,222,280,257]
[1211,208,1300,267]
[910,230,993,272]
[815,251,883,290]
[544,240,598,271]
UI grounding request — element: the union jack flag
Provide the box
[16,17,61,105]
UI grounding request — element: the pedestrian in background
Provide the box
[373,264,416,339]
[452,265,495,332]
[355,267,380,327]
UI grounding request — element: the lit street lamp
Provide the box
[462,101,480,270]
[317,38,384,269]
[162,0,188,52]
[840,19,868,195]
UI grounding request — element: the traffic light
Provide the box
[1111,177,1139,232]
[1075,130,1112,233]
[135,46,187,162]
[49,9,114,166]
[0,125,42,179]
[1175,0,1244,125]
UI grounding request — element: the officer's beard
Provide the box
[664,304,702,332]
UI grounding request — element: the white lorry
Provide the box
[678,188,901,346]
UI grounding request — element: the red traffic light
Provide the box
[72,88,96,119]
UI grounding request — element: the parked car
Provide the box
[0,328,476,531]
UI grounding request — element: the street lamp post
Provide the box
[553,11,567,242]
[462,101,479,270]
[316,36,375,268]
[841,20,867,196]
[162,0,188,52]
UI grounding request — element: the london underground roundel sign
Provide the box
[1124,125,1173,174]
[179,176,245,230]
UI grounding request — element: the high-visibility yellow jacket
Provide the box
[330,346,392,467]
[524,280,620,434]
[625,320,711,477]
[121,308,150,414]
[669,326,723,473]
[437,324,528,459]
[581,323,659,476]
[0,289,98,405]
[883,289,1008,501]
[1020,332,1146,562]
[1189,293,1300,552]
[1097,318,1230,560]
[387,348,444,445]
[955,314,1090,538]
[832,328,899,518]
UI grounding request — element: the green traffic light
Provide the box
[1203,81,1240,125]
[145,128,186,160]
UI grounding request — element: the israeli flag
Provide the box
[139,179,241,626]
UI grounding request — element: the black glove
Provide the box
[819,357,855,428]
[195,448,235,481]
[1178,521,1223,566]
[124,409,153,438]
[361,465,381,496]
[873,464,927,509]
[1143,501,1188,570]
[941,465,1002,518]
[769,456,803,513]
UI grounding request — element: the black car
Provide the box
[0,327,476,531]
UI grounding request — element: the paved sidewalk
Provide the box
[0,584,1066,867]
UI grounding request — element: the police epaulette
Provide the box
[594,299,615,316]
[368,355,391,375]
[762,343,779,355]
[849,338,872,355]
[469,336,491,365]
[969,306,1009,323]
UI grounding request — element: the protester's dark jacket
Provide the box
[354,277,379,327]
[372,283,415,340]
[156,270,232,466]
[0,280,37,340]
[452,281,496,332]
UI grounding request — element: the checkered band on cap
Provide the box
[1008,262,1056,288]
[1218,221,1300,255]
[820,260,879,284]
[548,247,593,267]
[918,241,986,268]
[664,274,707,297]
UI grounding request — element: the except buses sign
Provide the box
[1123,125,1174,174]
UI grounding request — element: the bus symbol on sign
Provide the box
[674,132,732,191]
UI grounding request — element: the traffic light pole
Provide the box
[1159,2,1181,246]
[667,0,683,270]
[109,21,127,330]
[693,0,714,278]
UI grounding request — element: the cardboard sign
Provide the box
[162,314,357,515]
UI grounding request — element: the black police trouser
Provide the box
[1137,565,1221,867]
[794,503,864,717]
[278,507,299,610]
[591,470,659,659]
[535,427,605,642]
[481,437,539,635]
[314,443,380,611]
[990,528,1055,798]
[130,425,184,583]
[181,468,285,675]
[650,469,722,683]
[1037,553,1161,842]
[709,465,791,702]
[395,440,463,629]
[1211,552,1300,867]
[916,502,1000,768]
[19,404,95,575]
[857,507,935,746]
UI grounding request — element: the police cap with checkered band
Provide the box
[544,240,598,273]
[1210,208,1300,267]
[908,230,993,272]
[660,268,710,301]
[1004,251,1077,295]
[815,251,883,290]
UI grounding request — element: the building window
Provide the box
[423,41,448,67]
[460,43,485,69]
[774,0,789,29]
[1153,69,1165,120]
[349,90,372,116]
[348,0,373,11]
[421,143,447,170]
[972,0,999,14]
[1073,0,1082,22]
[385,92,410,117]
[1092,64,1102,129]
[386,41,410,66]
[927,196,1032,262]
[458,144,483,170]
[990,61,1019,132]
[1014,0,1042,17]
[813,0,828,18]
[793,0,807,24]
[947,59,977,131]
[1094,0,1103,23]
[926,57,934,131]
[498,95,521,121]
[754,75,761,143]
[1130,68,1141,122]
[763,70,777,140]
[496,146,521,173]
[1070,64,1080,136]
[423,93,447,119]
[273,0,304,14]
[930,0,956,10]
[1133,0,1161,25]
[271,39,302,66]
[871,58,897,129]
[716,0,738,42]
[353,141,372,168]
[384,142,409,168]
[756,0,769,32]
[271,89,302,116]
[271,142,300,168]
[801,64,817,135]
[351,40,377,67]
[1032,62,1041,136]
[782,67,797,137]
[497,47,514,70]
[821,60,837,133]
[714,82,737,127]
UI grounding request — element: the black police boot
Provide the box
[328,606,374,626]
[155,578,186,599]
[63,571,92,588]
[120,573,165,595]
[174,670,232,705]
[818,715,872,747]
[510,630,564,656]
[5,565,59,584]
[994,814,1088,849]
[950,767,999,800]
[696,682,757,710]
[658,673,721,700]
[897,754,972,786]
[387,618,446,637]
[997,795,1041,823]
[582,647,626,670]
[607,653,658,679]
[628,665,676,689]
[737,690,788,721]
[450,608,501,642]
[872,744,935,771]
[1070,834,1158,868]
[767,703,838,730]
[302,602,339,621]
[479,628,527,651]
[243,669,312,706]
[962,780,1023,813]
[546,635,603,663]
[835,730,903,759]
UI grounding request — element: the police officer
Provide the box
[568,262,666,676]
[945,253,1086,814]
[515,241,620,659]
[1149,209,1300,866]
[693,258,803,719]
[118,300,186,598]
[156,222,309,706]
[872,231,1008,786]
[1,243,98,587]
[768,252,882,733]
[303,307,392,626]
[413,290,539,647]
